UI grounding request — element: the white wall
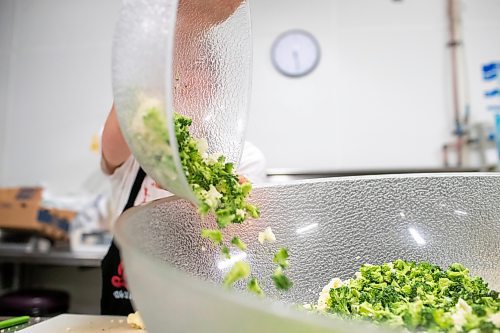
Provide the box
[0,0,15,182]
[247,0,500,170]
[0,0,121,194]
[247,0,448,170]
[464,0,500,123]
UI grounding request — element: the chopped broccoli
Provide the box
[328,286,353,316]
[137,106,294,293]
[247,277,264,296]
[223,261,251,287]
[273,248,290,269]
[317,260,500,332]
[172,112,260,227]
[230,237,247,251]
[138,107,260,227]
[221,246,231,259]
[272,267,293,291]
[201,229,222,245]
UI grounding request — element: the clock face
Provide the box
[271,30,321,78]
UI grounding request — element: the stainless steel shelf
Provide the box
[0,249,105,267]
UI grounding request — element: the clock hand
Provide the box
[292,50,300,71]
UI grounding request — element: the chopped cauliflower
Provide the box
[303,303,313,310]
[236,209,246,219]
[386,262,397,274]
[194,138,209,156]
[205,152,222,164]
[258,226,276,244]
[451,298,472,330]
[127,311,145,330]
[317,278,344,311]
[455,298,473,314]
[489,312,500,328]
[131,96,162,134]
[203,185,222,208]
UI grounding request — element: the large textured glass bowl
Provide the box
[115,173,500,333]
[112,0,252,202]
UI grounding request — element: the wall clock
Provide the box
[271,30,321,78]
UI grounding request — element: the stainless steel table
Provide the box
[0,249,105,268]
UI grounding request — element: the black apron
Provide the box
[100,167,146,315]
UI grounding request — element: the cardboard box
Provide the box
[38,207,77,233]
[0,187,74,241]
[0,187,43,229]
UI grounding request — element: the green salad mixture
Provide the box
[316,260,500,333]
[137,106,292,293]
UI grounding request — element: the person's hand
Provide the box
[178,0,243,28]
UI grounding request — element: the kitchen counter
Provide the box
[0,316,47,332]
[16,314,143,332]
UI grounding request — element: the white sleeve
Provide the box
[106,155,140,227]
[237,141,268,184]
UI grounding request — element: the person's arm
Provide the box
[102,1,241,175]
[178,0,242,28]
[101,104,131,175]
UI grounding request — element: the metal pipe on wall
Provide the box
[447,0,472,167]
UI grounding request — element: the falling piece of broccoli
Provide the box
[230,237,247,251]
[247,277,265,296]
[201,229,222,246]
[273,248,290,269]
[221,245,231,259]
[223,261,251,287]
[272,267,293,291]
